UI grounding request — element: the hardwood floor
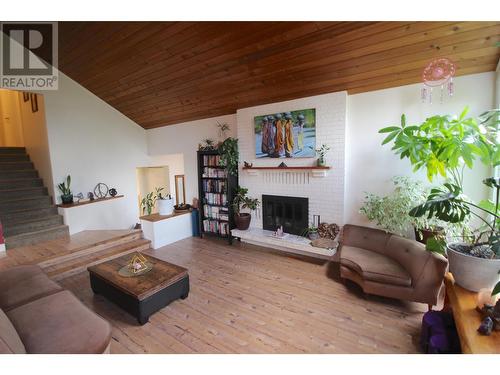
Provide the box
[53,236,426,353]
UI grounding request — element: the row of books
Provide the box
[202,167,227,178]
[204,192,227,206]
[201,179,226,193]
[202,219,229,236]
[203,205,229,221]
[202,154,225,167]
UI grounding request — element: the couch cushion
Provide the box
[7,290,111,354]
[340,245,412,287]
[0,308,26,354]
[341,224,391,255]
[0,265,63,311]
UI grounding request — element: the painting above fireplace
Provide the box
[262,195,309,236]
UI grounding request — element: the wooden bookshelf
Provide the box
[197,150,238,244]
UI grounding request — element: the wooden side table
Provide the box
[444,273,500,353]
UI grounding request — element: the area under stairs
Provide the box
[0,147,69,249]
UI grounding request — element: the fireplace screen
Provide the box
[262,195,308,236]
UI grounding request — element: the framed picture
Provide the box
[30,93,38,113]
[254,108,316,158]
[23,92,29,102]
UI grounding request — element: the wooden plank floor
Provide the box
[55,236,426,353]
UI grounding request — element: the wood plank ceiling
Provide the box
[58,22,500,129]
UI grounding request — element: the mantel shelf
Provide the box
[242,166,330,177]
[57,195,124,208]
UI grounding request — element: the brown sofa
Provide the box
[0,265,111,354]
[339,224,448,308]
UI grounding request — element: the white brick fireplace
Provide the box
[236,91,347,232]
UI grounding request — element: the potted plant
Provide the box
[58,175,73,204]
[359,176,462,242]
[140,188,161,216]
[155,187,174,216]
[218,137,238,176]
[232,186,259,230]
[302,225,320,240]
[311,144,330,167]
[380,107,499,291]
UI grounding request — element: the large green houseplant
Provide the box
[379,107,499,291]
[232,186,259,230]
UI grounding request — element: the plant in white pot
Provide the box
[156,187,174,216]
[379,107,499,292]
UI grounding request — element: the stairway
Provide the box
[37,230,151,281]
[0,147,69,249]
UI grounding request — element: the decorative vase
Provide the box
[158,198,174,216]
[414,226,444,244]
[447,244,500,292]
[109,188,118,197]
[308,232,319,240]
[61,194,73,204]
[234,213,251,230]
[317,157,326,167]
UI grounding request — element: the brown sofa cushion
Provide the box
[341,224,391,255]
[7,290,111,354]
[0,265,63,311]
[0,308,26,354]
[340,245,412,287]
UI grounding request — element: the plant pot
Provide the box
[317,157,326,167]
[234,213,251,230]
[61,194,73,204]
[308,232,319,240]
[414,226,444,244]
[158,198,174,216]
[447,244,500,292]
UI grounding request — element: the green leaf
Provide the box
[378,126,400,133]
[492,281,500,296]
[381,131,399,145]
[425,236,447,255]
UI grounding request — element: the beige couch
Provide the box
[0,265,111,354]
[339,224,448,308]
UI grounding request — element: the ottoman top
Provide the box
[88,253,188,300]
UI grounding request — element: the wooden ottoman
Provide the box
[88,253,189,325]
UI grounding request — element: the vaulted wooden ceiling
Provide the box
[58,22,500,129]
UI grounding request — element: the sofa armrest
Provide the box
[412,251,448,305]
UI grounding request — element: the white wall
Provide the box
[237,92,347,227]
[147,114,236,204]
[43,72,149,230]
[18,93,55,191]
[345,72,496,227]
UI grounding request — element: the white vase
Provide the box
[158,198,174,216]
[448,245,500,292]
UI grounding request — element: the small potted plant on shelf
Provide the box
[58,175,73,204]
[311,144,330,167]
[155,187,174,216]
[232,186,259,230]
[380,107,499,292]
[140,188,161,216]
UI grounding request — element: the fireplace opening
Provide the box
[262,195,308,236]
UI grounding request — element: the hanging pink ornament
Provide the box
[421,58,456,103]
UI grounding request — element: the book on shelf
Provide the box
[203,205,229,221]
[202,167,227,178]
[201,179,226,193]
[202,219,229,237]
[204,192,227,206]
[202,154,227,167]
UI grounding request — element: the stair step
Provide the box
[0,196,53,213]
[3,215,64,237]
[45,238,151,281]
[5,224,69,249]
[0,154,30,162]
[0,161,34,171]
[0,206,58,224]
[0,178,43,188]
[0,186,48,201]
[37,230,144,268]
[0,170,38,180]
[0,147,26,154]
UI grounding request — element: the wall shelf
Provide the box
[57,195,124,208]
[242,166,330,177]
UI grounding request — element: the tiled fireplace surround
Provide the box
[236,91,347,232]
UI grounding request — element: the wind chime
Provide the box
[421,57,456,104]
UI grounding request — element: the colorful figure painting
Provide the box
[254,108,316,158]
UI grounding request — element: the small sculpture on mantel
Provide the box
[243,161,253,168]
[278,162,288,168]
[109,188,118,197]
[87,192,94,201]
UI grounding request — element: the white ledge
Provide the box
[231,228,337,260]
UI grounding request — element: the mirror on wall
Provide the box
[175,174,186,206]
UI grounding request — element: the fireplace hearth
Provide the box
[262,195,308,236]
